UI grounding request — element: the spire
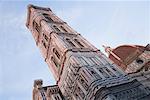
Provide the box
[102,45,122,62]
[102,45,113,55]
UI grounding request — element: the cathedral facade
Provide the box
[26,5,150,100]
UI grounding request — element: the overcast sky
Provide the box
[0,1,149,100]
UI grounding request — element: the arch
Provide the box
[53,25,61,32]
[43,13,53,22]
[66,38,76,47]
[53,48,60,59]
[41,40,46,49]
[98,68,110,78]
[74,39,84,47]
[33,21,41,33]
[60,26,68,32]
[43,34,48,41]
[51,56,60,68]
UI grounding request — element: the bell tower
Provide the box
[26,4,150,100]
[26,4,99,81]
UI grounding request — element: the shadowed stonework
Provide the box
[26,4,150,100]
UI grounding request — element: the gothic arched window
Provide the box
[98,68,110,78]
[43,13,53,22]
[53,48,60,59]
[104,67,116,77]
[53,25,61,32]
[66,38,76,47]
[54,95,60,100]
[51,57,60,68]
[111,67,121,75]
[89,69,101,79]
[43,34,48,41]
[78,75,88,91]
[60,26,68,32]
[74,39,84,47]
[33,21,41,33]
[42,40,47,49]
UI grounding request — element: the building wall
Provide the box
[126,50,150,73]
